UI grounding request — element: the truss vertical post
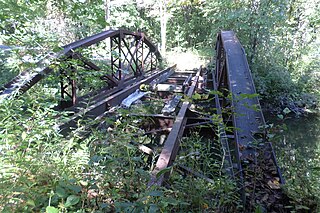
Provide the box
[110,33,123,82]
[136,34,144,75]
[60,69,65,100]
[111,36,114,75]
[119,31,124,80]
[150,52,154,70]
[71,72,76,105]
[141,39,144,73]
[59,60,77,109]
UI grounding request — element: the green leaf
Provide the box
[312,167,320,171]
[67,184,82,193]
[277,114,284,119]
[115,201,134,209]
[239,93,259,99]
[283,107,291,114]
[156,167,172,178]
[52,46,63,53]
[56,186,67,198]
[100,203,109,209]
[255,205,264,213]
[209,90,223,96]
[26,199,35,206]
[46,206,59,213]
[149,204,159,213]
[148,190,163,197]
[132,157,142,162]
[162,197,179,206]
[192,93,201,100]
[267,133,275,139]
[296,205,309,210]
[64,195,80,207]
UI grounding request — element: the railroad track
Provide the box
[0,29,287,212]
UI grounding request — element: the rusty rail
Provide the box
[148,67,202,186]
[59,65,177,135]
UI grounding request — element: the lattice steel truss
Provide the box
[58,30,161,108]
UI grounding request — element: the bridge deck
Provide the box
[221,31,265,156]
[218,31,285,211]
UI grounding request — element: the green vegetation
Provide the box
[0,86,241,212]
[1,0,320,212]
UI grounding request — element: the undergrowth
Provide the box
[0,85,240,212]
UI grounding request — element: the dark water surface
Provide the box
[265,113,320,158]
[264,113,320,210]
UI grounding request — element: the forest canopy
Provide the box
[0,0,319,108]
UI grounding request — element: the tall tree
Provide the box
[105,0,110,30]
[160,0,167,56]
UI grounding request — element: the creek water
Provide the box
[265,113,320,158]
[265,112,320,194]
[264,113,320,210]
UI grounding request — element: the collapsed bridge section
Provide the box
[0,29,161,108]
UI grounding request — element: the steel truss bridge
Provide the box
[0,29,286,212]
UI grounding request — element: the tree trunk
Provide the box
[249,0,260,65]
[160,0,167,56]
[105,0,110,30]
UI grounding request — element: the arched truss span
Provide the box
[0,29,162,107]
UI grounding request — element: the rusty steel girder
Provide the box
[148,67,202,186]
[215,31,285,211]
